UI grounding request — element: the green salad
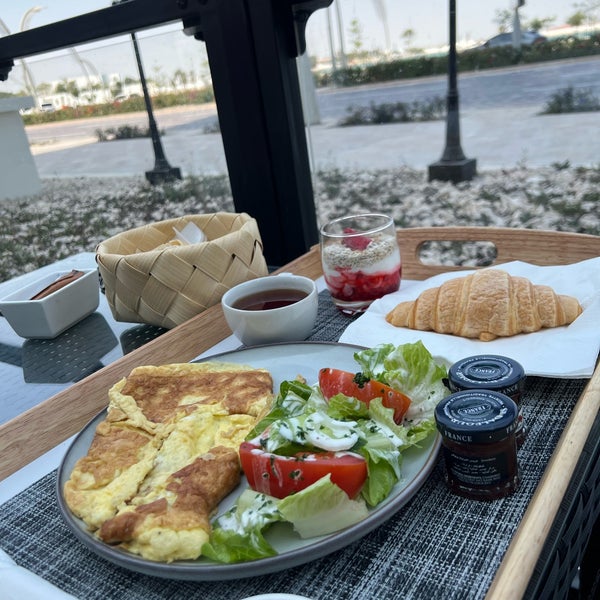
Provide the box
[202,341,449,563]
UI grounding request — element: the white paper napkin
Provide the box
[339,258,600,378]
[0,548,76,600]
[172,222,206,245]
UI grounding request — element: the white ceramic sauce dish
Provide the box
[221,273,318,346]
[0,269,100,339]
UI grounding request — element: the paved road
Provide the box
[26,104,219,150]
[316,55,600,120]
[26,56,600,176]
[26,56,600,147]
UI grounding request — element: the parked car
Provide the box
[114,93,142,103]
[481,30,547,48]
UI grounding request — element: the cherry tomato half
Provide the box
[318,368,411,424]
[239,442,368,499]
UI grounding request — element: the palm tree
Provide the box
[0,9,42,104]
[494,8,512,33]
[402,28,415,52]
[372,0,392,53]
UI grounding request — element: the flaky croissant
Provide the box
[385,269,583,341]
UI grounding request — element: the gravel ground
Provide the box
[1,164,598,283]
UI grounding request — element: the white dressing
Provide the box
[269,412,359,452]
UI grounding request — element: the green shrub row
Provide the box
[338,97,445,126]
[95,124,164,141]
[315,34,600,87]
[21,87,215,125]
[541,86,600,114]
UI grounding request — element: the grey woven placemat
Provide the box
[0,291,588,599]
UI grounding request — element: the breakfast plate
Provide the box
[56,342,441,581]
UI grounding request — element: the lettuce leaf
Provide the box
[278,475,369,538]
[353,399,403,505]
[245,379,315,441]
[201,490,282,563]
[354,341,450,424]
[359,452,401,507]
[203,478,370,561]
[326,392,370,420]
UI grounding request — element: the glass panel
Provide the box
[7,27,223,178]
[301,2,600,242]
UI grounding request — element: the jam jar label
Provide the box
[447,356,527,447]
[435,390,521,499]
[448,355,525,395]
[442,447,512,488]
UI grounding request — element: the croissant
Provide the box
[385,269,583,341]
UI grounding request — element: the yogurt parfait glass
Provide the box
[320,213,401,315]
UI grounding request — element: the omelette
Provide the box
[64,362,273,562]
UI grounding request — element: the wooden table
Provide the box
[1,240,598,599]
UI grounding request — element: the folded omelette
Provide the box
[63,362,273,562]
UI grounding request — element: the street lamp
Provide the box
[19,6,44,32]
[372,0,392,54]
[112,0,181,185]
[130,32,181,184]
[334,0,347,69]
[428,0,476,183]
[326,7,338,78]
[19,6,43,100]
[513,0,525,50]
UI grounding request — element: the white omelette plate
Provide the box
[56,342,440,581]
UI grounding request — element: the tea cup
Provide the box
[221,273,318,346]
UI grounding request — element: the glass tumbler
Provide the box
[320,213,401,315]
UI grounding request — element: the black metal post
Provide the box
[428,0,476,183]
[130,32,181,185]
[187,0,327,267]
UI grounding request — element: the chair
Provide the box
[396,226,600,280]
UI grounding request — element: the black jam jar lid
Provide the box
[448,355,525,392]
[435,390,519,444]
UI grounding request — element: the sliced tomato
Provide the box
[318,368,411,424]
[239,442,367,499]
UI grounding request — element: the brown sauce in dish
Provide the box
[233,288,308,311]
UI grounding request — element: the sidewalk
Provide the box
[30,106,600,179]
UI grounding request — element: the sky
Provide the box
[0,0,584,92]
[0,0,579,46]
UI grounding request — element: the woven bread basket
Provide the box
[96,213,268,328]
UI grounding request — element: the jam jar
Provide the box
[447,355,527,446]
[435,390,520,500]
